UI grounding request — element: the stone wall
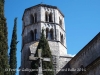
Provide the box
[22,4,67,49]
[20,40,70,75]
[77,56,100,75]
[58,32,100,75]
[69,32,100,75]
[20,4,70,75]
[59,56,72,70]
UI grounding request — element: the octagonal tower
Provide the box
[20,4,72,75]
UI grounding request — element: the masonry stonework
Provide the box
[57,32,100,75]
[20,3,100,75]
[20,4,72,75]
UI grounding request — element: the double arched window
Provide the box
[30,29,37,42]
[45,12,53,22]
[30,13,37,24]
[46,28,54,40]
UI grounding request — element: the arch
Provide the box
[34,29,37,40]
[59,17,62,26]
[61,34,63,44]
[30,30,34,41]
[50,29,54,40]
[60,32,61,42]
[45,12,48,22]
[49,12,53,22]
[46,28,49,39]
[60,32,63,44]
[34,13,37,23]
[30,14,34,24]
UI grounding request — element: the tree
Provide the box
[0,0,10,75]
[9,18,17,75]
[30,29,54,75]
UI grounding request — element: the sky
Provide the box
[5,0,100,75]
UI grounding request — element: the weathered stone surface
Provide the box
[20,4,71,75]
[77,57,100,75]
[58,32,100,75]
[20,4,100,75]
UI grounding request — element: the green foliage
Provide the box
[0,0,5,3]
[0,0,10,75]
[9,18,17,75]
[30,29,54,75]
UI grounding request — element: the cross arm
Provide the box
[29,55,38,61]
[43,58,50,61]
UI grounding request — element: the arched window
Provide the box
[30,14,34,24]
[34,13,37,23]
[59,17,62,26]
[50,29,54,40]
[45,12,48,22]
[60,33,61,42]
[34,29,37,41]
[30,30,34,41]
[49,13,53,22]
[60,33,63,44]
[46,28,49,39]
[61,35,63,44]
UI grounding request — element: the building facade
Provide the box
[57,32,100,75]
[20,4,72,75]
[20,3,100,75]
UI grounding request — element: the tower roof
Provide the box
[27,4,58,9]
[22,4,64,20]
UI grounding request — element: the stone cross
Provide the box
[29,49,51,75]
[41,0,43,4]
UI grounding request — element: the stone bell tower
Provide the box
[20,4,72,75]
